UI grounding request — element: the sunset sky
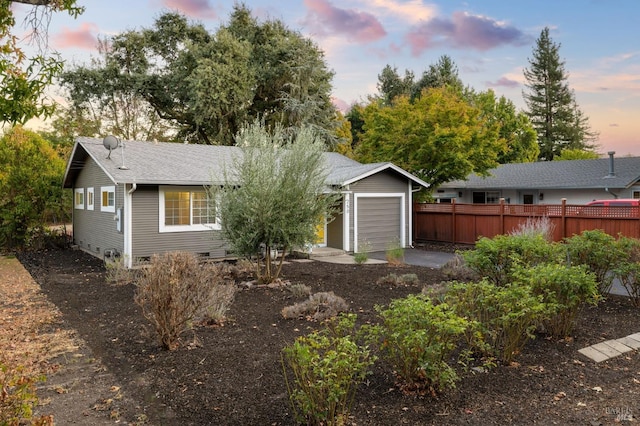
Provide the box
[12,0,640,156]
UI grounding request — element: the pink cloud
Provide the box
[331,96,349,112]
[405,11,530,56]
[486,76,520,88]
[161,0,217,19]
[52,23,99,50]
[303,0,386,43]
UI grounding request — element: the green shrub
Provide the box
[370,294,467,394]
[514,263,599,337]
[444,280,549,364]
[564,229,626,295]
[376,273,419,286]
[134,251,237,350]
[614,236,640,307]
[354,240,371,264]
[281,292,349,321]
[463,234,559,286]
[0,361,52,426]
[282,314,375,426]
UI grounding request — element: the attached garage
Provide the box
[354,194,404,252]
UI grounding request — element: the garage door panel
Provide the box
[357,197,401,252]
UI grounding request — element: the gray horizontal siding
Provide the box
[72,158,123,258]
[350,170,411,250]
[131,185,227,261]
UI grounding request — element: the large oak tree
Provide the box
[60,6,338,146]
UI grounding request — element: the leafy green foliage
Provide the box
[370,295,467,393]
[61,6,338,146]
[514,263,599,337]
[0,126,68,250]
[353,240,371,264]
[0,361,51,425]
[134,252,236,350]
[216,122,339,283]
[523,27,597,160]
[0,0,83,125]
[444,280,549,364]
[564,230,626,295]
[613,236,640,307]
[462,234,560,286]
[357,86,503,188]
[282,314,375,426]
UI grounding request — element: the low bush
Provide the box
[281,292,349,321]
[282,314,375,426]
[376,273,419,286]
[510,216,556,241]
[369,294,467,394]
[463,234,559,286]
[564,229,626,295]
[134,251,237,350]
[444,280,549,364]
[614,236,640,306]
[105,256,137,286]
[514,263,599,337]
[0,361,52,425]
[354,240,372,264]
[286,283,312,298]
[440,253,478,282]
[385,238,405,265]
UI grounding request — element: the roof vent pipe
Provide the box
[607,151,615,177]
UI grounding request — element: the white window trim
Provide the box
[74,188,85,210]
[158,186,221,233]
[101,186,116,213]
[86,187,94,211]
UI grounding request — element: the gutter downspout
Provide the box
[125,183,137,268]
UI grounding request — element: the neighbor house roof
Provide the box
[439,156,640,190]
[63,137,429,189]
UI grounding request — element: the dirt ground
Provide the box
[9,247,640,425]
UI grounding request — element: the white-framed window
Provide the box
[633,190,640,199]
[74,188,85,209]
[86,187,94,210]
[101,186,115,212]
[159,186,220,233]
[472,191,501,204]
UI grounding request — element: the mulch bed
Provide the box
[17,247,640,425]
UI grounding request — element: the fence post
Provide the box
[561,198,567,240]
[452,198,456,244]
[500,198,505,235]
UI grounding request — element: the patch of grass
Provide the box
[354,240,372,265]
[385,238,405,265]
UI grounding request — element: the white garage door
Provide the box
[356,196,402,252]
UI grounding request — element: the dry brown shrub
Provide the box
[281,291,349,321]
[441,253,478,282]
[134,252,237,350]
[376,273,419,286]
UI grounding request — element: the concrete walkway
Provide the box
[578,333,640,362]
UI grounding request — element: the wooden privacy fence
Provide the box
[414,199,640,244]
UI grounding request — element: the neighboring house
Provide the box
[434,152,640,205]
[63,137,429,267]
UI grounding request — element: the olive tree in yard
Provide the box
[215,122,339,284]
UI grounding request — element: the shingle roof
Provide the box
[63,137,429,189]
[439,156,640,190]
